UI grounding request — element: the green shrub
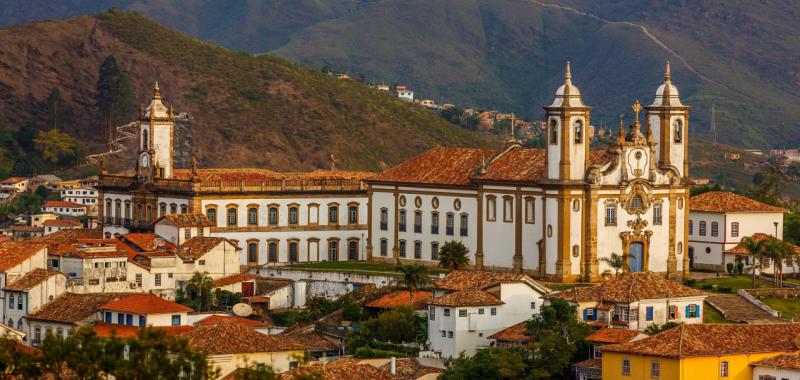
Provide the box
[701,283,713,290]
[726,263,735,274]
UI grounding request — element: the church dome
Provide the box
[144,81,170,119]
[650,61,684,107]
[549,61,586,108]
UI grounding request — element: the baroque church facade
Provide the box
[97,83,374,268]
[367,62,690,282]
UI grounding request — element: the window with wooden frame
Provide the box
[347,203,359,224]
[180,204,188,214]
[328,203,339,224]
[267,240,279,263]
[380,208,388,230]
[268,204,279,226]
[247,205,258,226]
[226,205,238,227]
[308,203,319,225]
[486,195,497,221]
[288,204,299,225]
[711,222,719,237]
[159,203,167,217]
[170,203,177,214]
[503,196,513,223]
[525,197,535,224]
[206,205,218,225]
[549,119,558,145]
[653,203,662,225]
[731,222,739,237]
[247,240,259,264]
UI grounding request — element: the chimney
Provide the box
[390,357,396,375]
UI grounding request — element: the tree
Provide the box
[526,298,592,379]
[34,184,49,199]
[180,272,214,311]
[599,253,627,278]
[395,264,429,306]
[45,87,65,130]
[643,321,681,335]
[763,238,795,286]
[34,129,82,167]
[740,236,766,289]
[438,241,471,270]
[441,348,529,380]
[784,210,800,245]
[96,56,134,129]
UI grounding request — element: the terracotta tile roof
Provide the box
[173,168,284,181]
[724,233,800,255]
[365,290,432,310]
[26,293,133,324]
[32,228,101,246]
[92,323,195,339]
[9,225,43,233]
[0,177,27,184]
[42,219,82,227]
[122,233,176,252]
[428,289,504,307]
[475,146,546,182]
[752,353,800,369]
[0,241,47,270]
[574,358,602,368]
[3,269,63,291]
[435,270,537,291]
[156,213,214,228]
[288,169,375,180]
[100,294,193,314]
[43,200,86,209]
[600,323,800,358]
[586,328,643,344]
[487,321,532,342]
[690,191,786,213]
[370,147,494,186]
[195,315,274,328]
[279,359,392,380]
[551,272,706,303]
[212,273,260,287]
[181,320,332,355]
[178,237,233,260]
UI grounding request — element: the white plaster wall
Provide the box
[370,189,396,260]
[521,195,544,272]
[752,365,800,380]
[545,195,559,274]
[481,191,516,269]
[152,123,173,177]
[688,212,726,267]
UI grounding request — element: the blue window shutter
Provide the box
[685,305,691,318]
[646,307,653,321]
[583,309,588,321]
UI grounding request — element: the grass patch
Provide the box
[286,261,449,276]
[761,298,800,320]
[690,275,773,293]
[703,302,731,323]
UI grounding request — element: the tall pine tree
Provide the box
[96,56,134,144]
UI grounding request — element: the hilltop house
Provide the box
[689,191,786,272]
[0,177,28,193]
[427,270,550,358]
[550,272,707,331]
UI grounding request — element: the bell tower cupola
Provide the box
[137,81,175,180]
[544,61,591,181]
[645,61,690,178]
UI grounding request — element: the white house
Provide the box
[0,177,28,193]
[369,62,691,283]
[59,239,131,293]
[427,270,550,358]
[550,272,707,331]
[751,353,800,380]
[97,293,193,327]
[97,83,373,267]
[42,200,88,217]
[2,269,66,333]
[0,241,49,295]
[688,191,786,272]
[397,90,415,101]
[42,219,82,235]
[60,187,98,216]
[24,292,131,346]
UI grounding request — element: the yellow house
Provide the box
[599,323,800,380]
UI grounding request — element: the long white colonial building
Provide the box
[368,62,691,282]
[97,83,372,268]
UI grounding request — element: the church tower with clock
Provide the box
[138,82,175,180]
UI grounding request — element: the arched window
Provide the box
[414,241,422,259]
[247,207,258,226]
[206,207,217,225]
[227,207,237,226]
[673,119,683,143]
[268,242,278,263]
[549,119,558,144]
[328,205,339,224]
[731,222,739,237]
[115,201,121,224]
[159,203,166,217]
[16,319,22,331]
[247,242,258,264]
[348,205,358,224]
[380,239,388,256]
[328,240,339,261]
[348,240,358,260]
[105,199,112,222]
[460,213,469,236]
[141,128,149,150]
[574,120,583,143]
[525,197,535,224]
[180,204,188,214]
[720,361,728,377]
[380,208,388,230]
[145,205,152,223]
[399,209,407,232]
[446,213,454,235]
[414,210,422,233]
[431,212,440,234]
[711,222,719,237]
[432,242,440,260]
[399,240,407,258]
[289,241,299,262]
[699,221,707,236]
[170,203,177,214]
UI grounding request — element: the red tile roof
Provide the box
[99,294,193,315]
[0,241,47,270]
[26,292,134,324]
[600,323,800,358]
[586,328,643,344]
[435,270,538,291]
[181,320,335,355]
[574,358,602,368]
[0,177,27,184]
[178,237,234,260]
[122,233,176,252]
[92,323,195,339]
[43,200,86,209]
[724,233,800,255]
[690,191,786,213]
[428,289,504,307]
[195,315,274,328]
[364,290,432,310]
[173,168,284,181]
[279,359,392,380]
[42,219,82,227]
[752,353,800,369]
[487,321,532,343]
[155,213,214,228]
[552,272,705,303]
[370,147,493,186]
[212,273,260,287]
[3,269,63,291]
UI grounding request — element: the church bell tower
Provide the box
[544,61,591,181]
[137,82,175,180]
[645,62,690,178]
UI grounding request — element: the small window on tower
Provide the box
[574,120,583,143]
[673,119,683,143]
[550,119,558,145]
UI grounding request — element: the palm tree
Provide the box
[438,241,471,270]
[740,236,766,289]
[395,264,430,306]
[599,253,627,278]
[763,238,795,287]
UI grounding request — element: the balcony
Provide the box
[399,223,406,232]
[414,224,422,233]
[446,227,454,236]
[431,225,439,234]
[380,222,388,231]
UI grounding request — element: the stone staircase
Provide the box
[706,294,786,324]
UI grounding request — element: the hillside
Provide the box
[0,10,490,173]
[2,1,799,149]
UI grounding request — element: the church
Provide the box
[367,62,691,282]
[97,83,374,268]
